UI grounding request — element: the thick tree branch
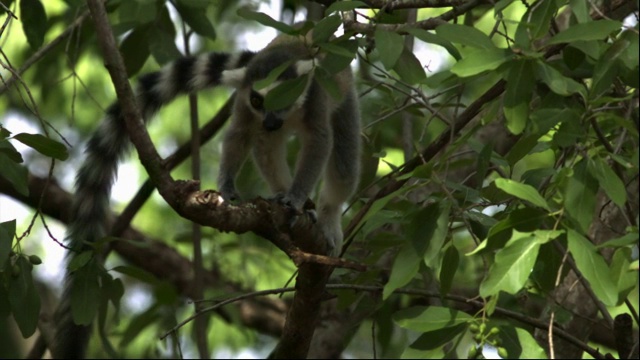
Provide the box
[0,173,288,338]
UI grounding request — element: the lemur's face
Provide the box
[246,87,288,132]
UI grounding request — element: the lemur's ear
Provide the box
[221,68,247,88]
[295,59,315,76]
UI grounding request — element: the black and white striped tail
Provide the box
[50,50,255,359]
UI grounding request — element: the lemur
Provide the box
[51,29,361,358]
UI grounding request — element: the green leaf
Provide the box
[175,0,210,7]
[529,108,578,138]
[120,304,161,349]
[13,133,69,161]
[0,139,23,163]
[406,28,461,61]
[375,29,404,70]
[435,23,495,50]
[402,324,465,358]
[97,272,119,358]
[319,41,357,58]
[383,242,421,300]
[501,326,548,359]
[479,231,541,297]
[469,208,547,256]
[253,61,293,91]
[533,229,564,244]
[549,20,622,44]
[110,278,125,309]
[532,242,566,292]
[439,245,459,296]
[570,0,590,23]
[393,306,472,332]
[237,8,294,34]
[175,2,216,40]
[406,203,438,256]
[591,35,630,98]
[118,0,157,25]
[535,61,586,97]
[393,48,426,84]
[450,48,512,78]
[474,143,493,187]
[0,220,15,268]
[494,178,550,211]
[567,229,618,306]
[528,0,559,40]
[315,68,342,101]
[610,247,637,305]
[312,15,341,44]
[119,26,151,77]
[0,272,10,319]
[587,157,627,207]
[9,256,41,337]
[619,30,639,70]
[597,232,639,249]
[0,152,29,196]
[113,265,160,285]
[349,187,411,242]
[264,74,309,111]
[68,251,93,272]
[317,38,358,74]
[71,259,102,325]
[149,30,182,65]
[416,203,450,267]
[504,134,540,167]
[503,60,535,135]
[325,0,366,15]
[552,114,586,147]
[20,0,47,49]
[564,160,598,234]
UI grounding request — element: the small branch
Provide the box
[344,0,483,34]
[161,286,298,341]
[86,0,174,199]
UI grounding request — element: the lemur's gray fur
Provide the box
[217,33,361,256]
[52,32,360,358]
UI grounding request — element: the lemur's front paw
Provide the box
[273,193,316,226]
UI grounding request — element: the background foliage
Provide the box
[0,0,638,358]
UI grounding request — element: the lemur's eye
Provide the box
[250,91,264,110]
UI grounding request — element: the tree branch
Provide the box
[0,172,289,338]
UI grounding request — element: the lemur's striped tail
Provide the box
[50,50,254,359]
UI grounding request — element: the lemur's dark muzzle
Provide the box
[263,112,283,131]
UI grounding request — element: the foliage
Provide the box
[0,0,638,358]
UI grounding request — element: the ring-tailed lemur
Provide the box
[52,31,360,358]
